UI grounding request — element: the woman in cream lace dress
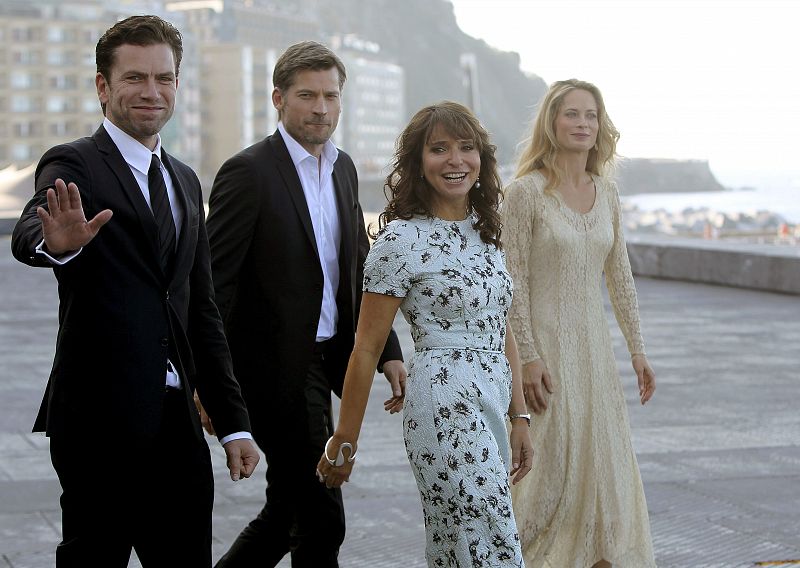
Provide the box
[502,79,657,568]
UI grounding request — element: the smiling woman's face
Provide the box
[421,125,480,214]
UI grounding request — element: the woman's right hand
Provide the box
[522,359,554,414]
[316,435,357,489]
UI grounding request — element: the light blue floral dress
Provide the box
[364,214,523,567]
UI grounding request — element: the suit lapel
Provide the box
[332,164,355,277]
[270,131,319,258]
[94,127,162,267]
[161,151,198,285]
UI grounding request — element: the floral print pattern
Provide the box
[364,215,523,567]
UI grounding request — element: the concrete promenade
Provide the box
[1,235,799,567]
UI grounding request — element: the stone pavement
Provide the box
[1,234,799,567]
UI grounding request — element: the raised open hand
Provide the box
[37,178,112,255]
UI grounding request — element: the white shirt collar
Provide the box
[277,121,338,169]
[103,117,163,175]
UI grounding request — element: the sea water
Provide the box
[623,186,799,224]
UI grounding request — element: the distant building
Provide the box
[460,53,480,115]
[0,0,201,172]
[166,0,320,190]
[332,35,405,188]
[0,0,406,205]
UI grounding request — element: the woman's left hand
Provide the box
[509,423,533,485]
[632,354,656,405]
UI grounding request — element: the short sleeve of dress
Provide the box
[363,221,415,298]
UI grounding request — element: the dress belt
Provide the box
[416,346,503,354]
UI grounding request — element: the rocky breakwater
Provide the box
[621,202,797,242]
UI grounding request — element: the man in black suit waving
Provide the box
[11,16,259,567]
[204,42,406,567]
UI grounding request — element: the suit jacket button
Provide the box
[165,291,170,300]
[160,337,169,347]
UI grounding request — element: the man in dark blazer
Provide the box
[203,42,406,567]
[10,16,259,567]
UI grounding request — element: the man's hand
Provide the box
[381,359,407,414]
[193,392,216,436]
[38,178,112,255]
[222,439,260,481]
[522,359,554,414]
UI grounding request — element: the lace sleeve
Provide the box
[501,177,542,364]
[603,181,646,356]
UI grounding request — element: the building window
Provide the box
[10,72,32,89]
[47,50,76,66]
[13,50,42,65]
[12,144,31,161]
[49,75,78,90]
[12,27,32,42]
[11,96,33,113]
[82,98,98,113]
[48,27,65,42]
[47,97,67,113]
[82,29,102,44]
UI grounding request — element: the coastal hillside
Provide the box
[307,0,725,197]
[308,0,547,165]
[617,159,725,195]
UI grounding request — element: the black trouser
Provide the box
[216,342,345,568]
[50,387,214,567]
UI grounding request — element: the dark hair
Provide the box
[96,15,183,113]
[273,41,346,92]
[376,101,503,248]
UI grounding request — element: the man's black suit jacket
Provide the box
[11,126,250,442]
[206,130,402,427]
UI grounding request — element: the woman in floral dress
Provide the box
[503,79,657,567]
[317,101,533,567]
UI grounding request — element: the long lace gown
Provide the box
[502,171,656,567]
[363,215,524,567]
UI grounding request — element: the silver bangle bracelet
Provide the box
[508,413,531,426]
[324,436,358,466]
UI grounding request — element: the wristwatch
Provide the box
[508,413,531,426]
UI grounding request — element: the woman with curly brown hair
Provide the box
[317,101,533,566]
[504,79,656,567]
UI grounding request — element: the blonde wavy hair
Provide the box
[515,79,619,192]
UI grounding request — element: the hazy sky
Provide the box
[450,0,799,190]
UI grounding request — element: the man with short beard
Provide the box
[203,41,406,567]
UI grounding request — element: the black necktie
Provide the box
[148,154,176,274]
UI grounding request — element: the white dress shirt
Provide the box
[278,122,342,342]
[101,118,183,389]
